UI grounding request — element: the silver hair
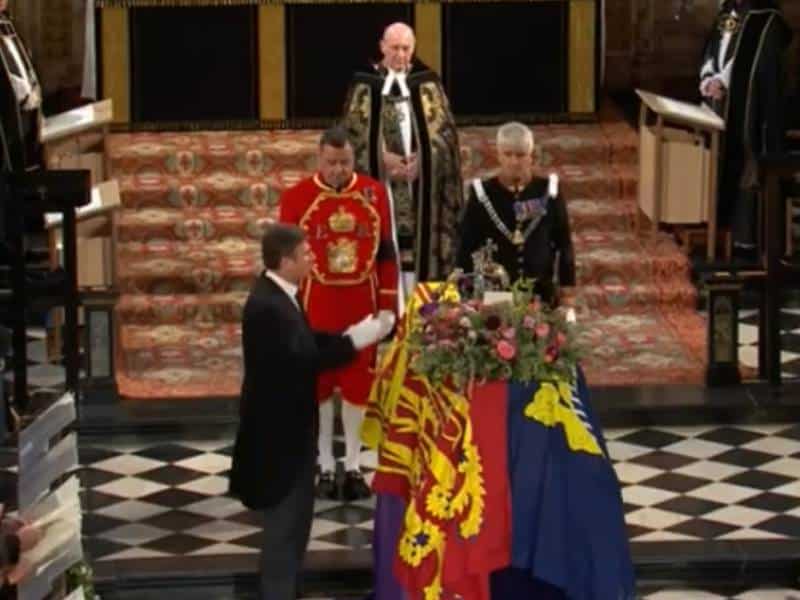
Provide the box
[496,122,534,152]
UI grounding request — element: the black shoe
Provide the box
[342,470,371,502]
[316,471,338,500]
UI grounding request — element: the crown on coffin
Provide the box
[328,206,356,233]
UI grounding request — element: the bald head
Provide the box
[381,22,415,72]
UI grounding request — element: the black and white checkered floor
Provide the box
[102,586,800,599]
[4,309,800,593]
[70,420,800,562]
[298,593,800,600]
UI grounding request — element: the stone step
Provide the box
[115,196,636,244]
[578,281,697,311]
[116,240,260,294]
[116,207,275,243]
[117,292,248,325]
[117,323,242,398]
[116,300,706,394]
[116,231,688,294]
[114,273,697,327]
[116,165,638,212]
[108,125,638,177]
[573,230,693,284]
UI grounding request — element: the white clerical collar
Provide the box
[265,270,299,308]
[382,69,410,98]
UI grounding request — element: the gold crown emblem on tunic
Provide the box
[328,206,356,233]
[327,238,357,273]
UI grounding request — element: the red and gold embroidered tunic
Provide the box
[279,173,399,405]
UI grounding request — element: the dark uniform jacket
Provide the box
[456,175,575,304]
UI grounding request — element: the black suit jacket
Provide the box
[228,273,356,509]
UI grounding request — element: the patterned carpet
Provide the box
[109,118,705,399]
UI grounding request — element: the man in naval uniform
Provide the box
[699,0,791,262]
[279,126,398,501]
[343,22,463,302]
[456,122,576,306]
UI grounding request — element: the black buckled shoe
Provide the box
[342,470,371,502]
[316,471,338,500]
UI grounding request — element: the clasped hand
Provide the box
[704,77,727,101]
[345,310,396,349]
[383,151,418,182]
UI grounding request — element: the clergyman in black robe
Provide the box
[699,0,792,259]
[343,22,463,297]
[0,4,43,255]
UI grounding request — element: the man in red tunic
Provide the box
[279,126,399,501]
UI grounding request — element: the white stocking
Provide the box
[341,401,365,473]
[317,399,336,474]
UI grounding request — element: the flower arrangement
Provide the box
[407,279,581,387]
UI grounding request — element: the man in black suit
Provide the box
[229,223,390,600]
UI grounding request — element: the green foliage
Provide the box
[67,560,97,599]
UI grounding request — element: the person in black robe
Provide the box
[0,1,43,260]
[343,22,463,297]
[699,0,792,261]
[456,122,576,306]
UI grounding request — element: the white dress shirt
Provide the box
[382,69,412,157]
[265,270,299,311]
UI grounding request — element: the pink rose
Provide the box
[502,327,516,340]
[496,340,516,361]
[556,332,567,346]
[535,323,550,339]
[523,315,536,329]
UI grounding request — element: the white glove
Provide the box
[345,314,383,350]
[377,310,396,338]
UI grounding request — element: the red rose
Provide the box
[545,344,559,363]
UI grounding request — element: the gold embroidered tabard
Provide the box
[327,238,358,274]
[299,189,381,286]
